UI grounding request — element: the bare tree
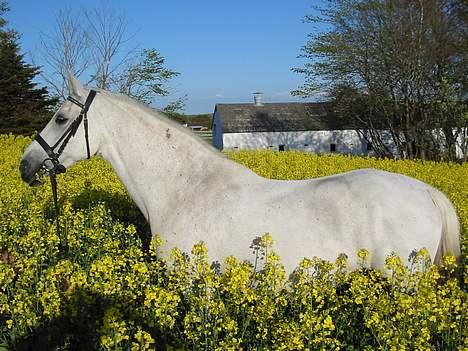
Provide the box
[84,4,134,90]
[39,4,134,95]
[37,4,183,112]
[38,10,90,98]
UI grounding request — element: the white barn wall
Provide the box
[456,130,466,159]
[222,130,372,155]
[435,128,467,159]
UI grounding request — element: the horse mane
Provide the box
[99,89,223,157]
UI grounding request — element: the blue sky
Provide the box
[7,0,323,114]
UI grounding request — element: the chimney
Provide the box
[253,92,263,106]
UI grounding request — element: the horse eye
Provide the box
[55,115,68,125]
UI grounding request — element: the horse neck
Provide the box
[97,96,245,223]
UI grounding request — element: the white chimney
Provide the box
[253,92,263,106]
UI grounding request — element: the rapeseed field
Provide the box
[0,135,466,350]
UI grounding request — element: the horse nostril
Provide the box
[20,159,30,173]
[20,159,33,182]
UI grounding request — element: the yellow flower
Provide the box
[0,135,466,350]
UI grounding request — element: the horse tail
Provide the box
[429,188,461,265]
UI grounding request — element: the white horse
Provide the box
[20,75,460,273]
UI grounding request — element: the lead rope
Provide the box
[40,157,67,254]
[49,170,65,252]
[34,161,65,255]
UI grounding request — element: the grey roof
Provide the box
[214,102,354,133]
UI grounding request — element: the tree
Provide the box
[39,4,184,112]
[116,48,180,104]
[38,4,132,97]
[162,94,188,118]
[0,2,56,135]
[294,0,467,160]
[39,10,91,98]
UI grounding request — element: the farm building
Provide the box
[211,94,466,159]
[211,94,382,155]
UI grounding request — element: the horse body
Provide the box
[19,76,460,273]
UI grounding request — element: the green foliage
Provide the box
[0,136,467,350]
[117,48,180,105]
[294,0,467,160]
[162,95,188,118]
[0,3,56,135]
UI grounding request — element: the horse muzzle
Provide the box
[19,158,43,186]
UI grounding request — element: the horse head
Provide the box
[20,74,100,185]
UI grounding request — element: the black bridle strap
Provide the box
[35,90,96,168]
[56,116,84,157]
[84,114,91,159]
[35,133,56,160]
[67,95,84,109]
[70,89,96,115]
[69,89,96,160]
[35,116,82,160]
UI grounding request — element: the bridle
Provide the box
[35,90,97,174]
[34,89,97,246]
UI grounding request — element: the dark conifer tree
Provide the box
[0,2,56,135]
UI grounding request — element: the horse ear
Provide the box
[67,72,86,97]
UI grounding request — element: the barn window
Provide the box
[367,142,373,151]
[330,143,336,152]
[279,144,285,151]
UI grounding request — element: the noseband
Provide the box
[34,90,96,248]
[35,89,97,174]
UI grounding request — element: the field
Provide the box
[0,135,467,350]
